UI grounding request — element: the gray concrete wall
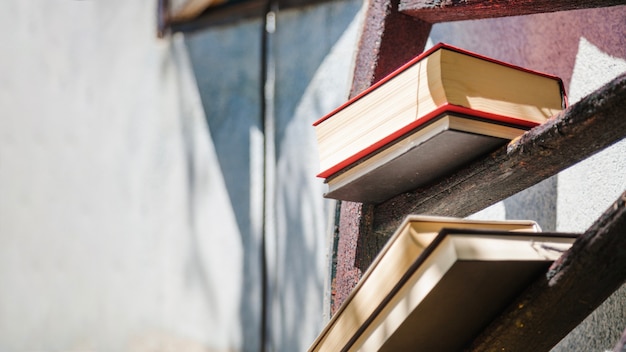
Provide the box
[184,1,363,350]
[0,0,252,351]
[0,0,362,351]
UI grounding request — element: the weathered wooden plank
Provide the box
[399,0,626,23]
[369,73,626,248]
[168,0,267,33]
[168,0,411,33]
[466,190,626,351]
[167,0,340,33]
[170,0,227,22]
[332,0,432,313]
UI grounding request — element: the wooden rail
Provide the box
[333,3,626,350]
[467,190,626,351]
[399,0,626,23]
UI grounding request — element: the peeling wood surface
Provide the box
[466,191,626,351]
[399,0,626,23]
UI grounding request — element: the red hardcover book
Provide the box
[314,43,566,185]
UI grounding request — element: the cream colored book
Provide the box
[323,112,528,203]
[308,215,577,352]
[314,43,566,180]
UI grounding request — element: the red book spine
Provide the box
[314,43,567,179]
[316,104,543,179]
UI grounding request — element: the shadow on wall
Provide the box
[169,33,246,350]
[502,177,557,231]
[270,2,364,350]
[181,0,363,350]
[183,20,265,351]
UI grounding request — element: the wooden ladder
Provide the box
[332,1,626,350]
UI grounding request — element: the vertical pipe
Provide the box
[260,1,277,350]
[260,4,269,350]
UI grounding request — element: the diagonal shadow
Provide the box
[184,21,264,351]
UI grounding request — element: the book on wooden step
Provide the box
[308,215,577,352]
[323,111,529,203]
[313,43,566,202]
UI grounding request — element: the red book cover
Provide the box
[314,43,567,179]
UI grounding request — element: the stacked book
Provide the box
[308,216,577,351]
[314,43,566,203]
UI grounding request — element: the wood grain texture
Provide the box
[366,73,626,258]
[399,0,626,23]
[466,190,626,351]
